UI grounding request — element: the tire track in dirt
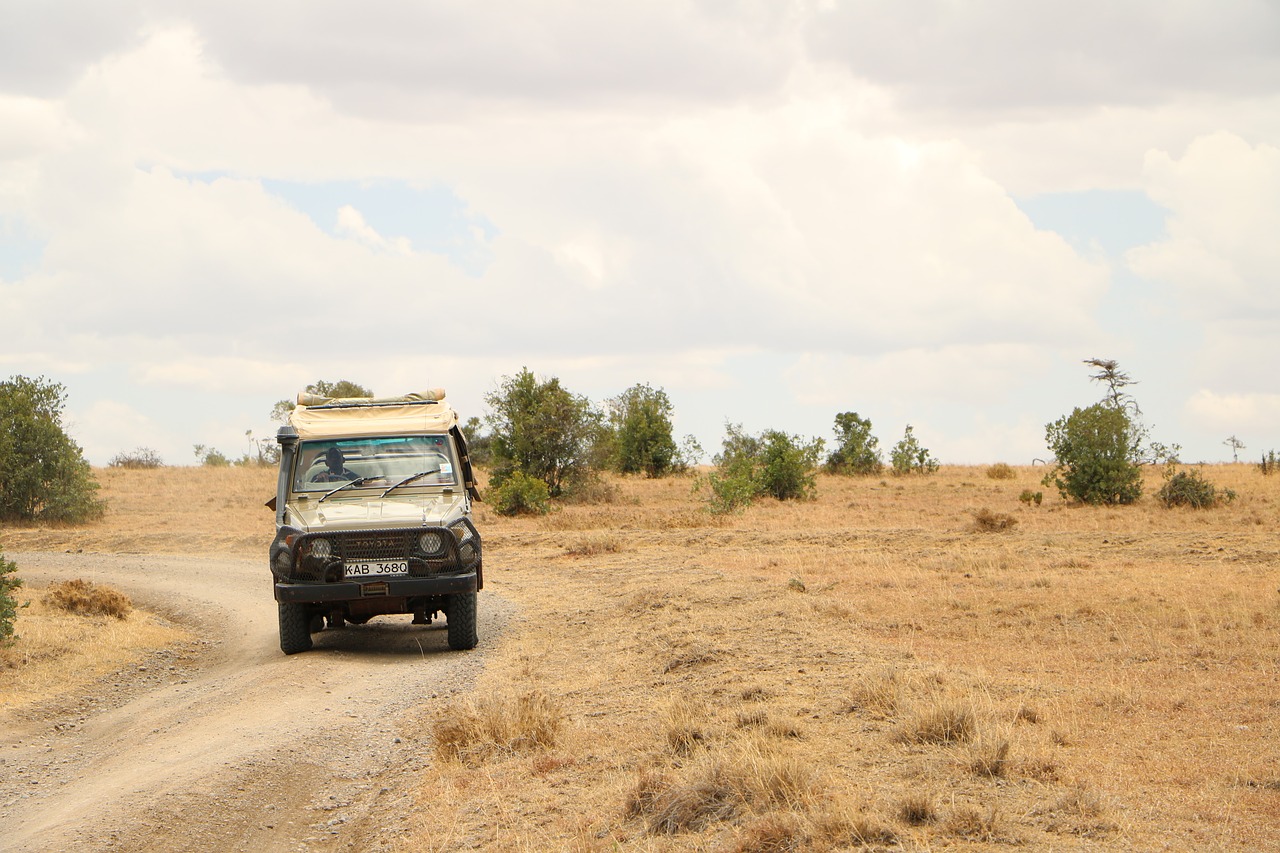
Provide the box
[1,551,510,852]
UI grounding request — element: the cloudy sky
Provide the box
[2,1,1278,467]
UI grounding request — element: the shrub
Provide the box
[757,429,824,500]
[1043,403,1143,505]
[826,411,883,475]
[43,578,131,619]
[485,368,602,498]
[0,548,21,643]
[1158,468,1234,509]
[0,375,105,522]
[889,425,939,476]
[193,445,231,467]
[986,463,1015,480]
[696,424,824,512]
[1260,450,1278,476]
[108,447,165,469]
[971,508,1017,532]
[1018,489,1043,506]
[490,471,551,516]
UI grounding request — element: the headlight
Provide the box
[311,538,332,559]
[419,532,444,554]
[274,550,293,572]
[449,521,473,543]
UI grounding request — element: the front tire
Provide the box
[278,602,313,654]
[446,592,478,651]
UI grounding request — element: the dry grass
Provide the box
[43,578,132,619]
[431,690,562,763]
[0,586,189,710]
[6,462,1280,850]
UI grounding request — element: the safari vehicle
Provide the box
[267,389,482,654]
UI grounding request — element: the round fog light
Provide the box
[419,532,443,553]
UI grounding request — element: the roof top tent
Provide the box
[287,388,459,439]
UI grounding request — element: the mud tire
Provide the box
[446,592,478,651]
[278,601,313,654]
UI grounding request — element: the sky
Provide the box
[2,1,1279,467]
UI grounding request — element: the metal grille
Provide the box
[288,525,478,582]
[336,531,417,562]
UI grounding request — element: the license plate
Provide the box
[345,561,409,577]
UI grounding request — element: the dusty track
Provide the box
[1,551,509,852]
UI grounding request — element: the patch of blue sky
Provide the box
[0,216,45,281]
[169,171,496,275]
[1014,188,1168,257]
[262,178,497,276]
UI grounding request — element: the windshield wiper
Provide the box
[380,471,437,497]
[318,476,372,503]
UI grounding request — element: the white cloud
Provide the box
[71,398,169,465]
[1185,390,1280,436]
[2,7,1278,466]
[1128,132,1280,318]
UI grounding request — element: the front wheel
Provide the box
[445,592,478,651]
[278,601,313,654]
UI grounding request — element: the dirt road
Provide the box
[1,551,509,852]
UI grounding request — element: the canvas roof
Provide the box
[288,389,459,439]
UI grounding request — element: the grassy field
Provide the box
[3,463,1279,850]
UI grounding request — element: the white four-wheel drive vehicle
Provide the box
[267,389,482,654]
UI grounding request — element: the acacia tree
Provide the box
[0,375,105,522]
[826,411,883,475]
[484,368,601,497]
[606,383,680,478]
[1043,359,1145,505]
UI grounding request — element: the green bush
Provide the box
[1,547,21,643]
[696,424,823,513]
[1043,403,1143,505]
[193,445,231,467]
[826,411,883,475]
[0,375,105,522]
[1260,451,1278,476]
[1157,468,1234,509]
[758,429,824,500]
[490,471,551,516]
[889,425,939,476]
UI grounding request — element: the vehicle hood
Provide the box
[284,493,468,531]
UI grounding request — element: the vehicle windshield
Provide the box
[293,435,457,494]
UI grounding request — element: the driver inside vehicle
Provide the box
[310,447,360,483]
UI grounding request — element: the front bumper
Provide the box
[274,571,478,603]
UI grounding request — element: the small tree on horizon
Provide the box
[889,425,939,476]
[1044,358,1147,505]
[606,383,680,478]
[826,411,883,475]
[271,379,374,422]
[484,368,602,498]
